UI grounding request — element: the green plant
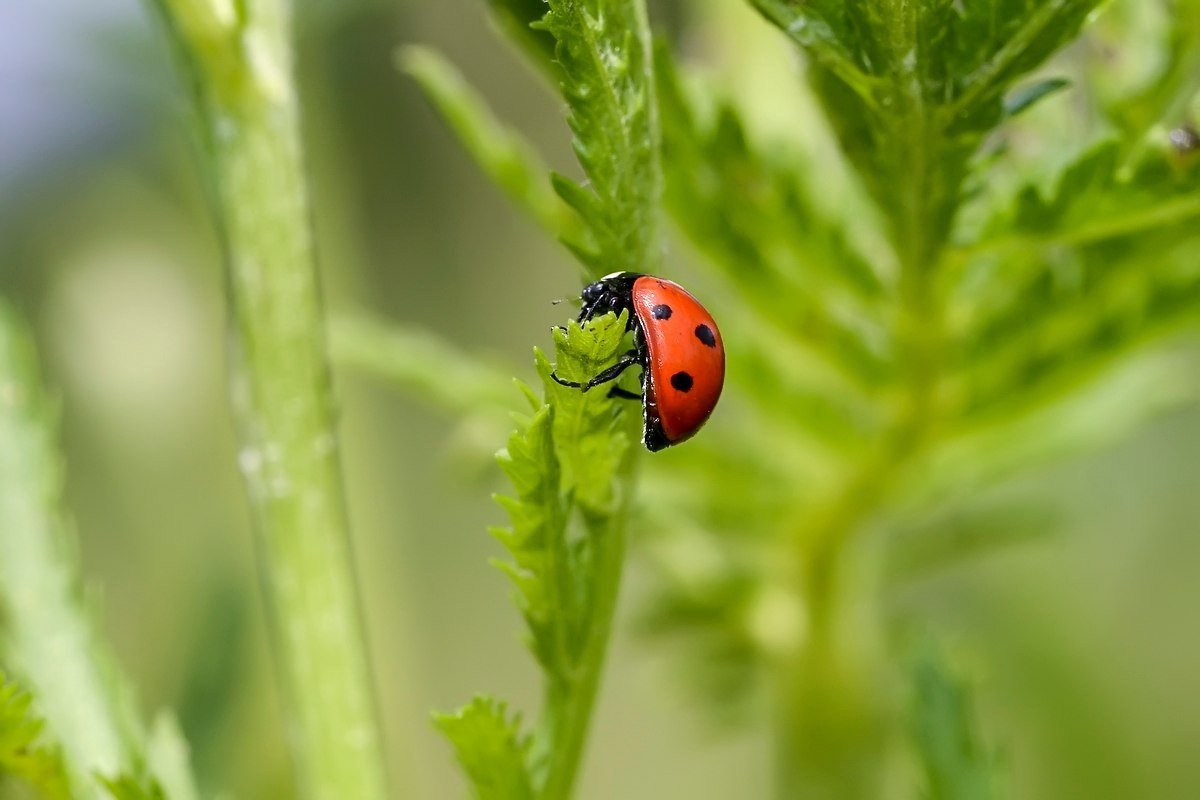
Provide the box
[143,1,388,798]
[3,0,1199,798]
[391,0,1200,797]
[0,303,192,799]
[412,0,661,795]
[4,0,389,798]
[437,315,642,800]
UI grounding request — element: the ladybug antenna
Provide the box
[550,296,581,306]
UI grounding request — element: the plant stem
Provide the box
[148,2,389,797]
[538,507,628,800]
[777,5,956,794]
[776,463,892,800]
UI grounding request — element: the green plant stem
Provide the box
[215,51,389,800]
[148,2,389,798]
[0,304,140,799]
[538,509,628,800]
[775,458,894,800]
[777,5,956,793]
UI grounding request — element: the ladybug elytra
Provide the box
[552,272,725,451]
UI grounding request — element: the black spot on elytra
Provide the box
[670,371,693,392]
[652,304,673,320]
[694,324,716,347]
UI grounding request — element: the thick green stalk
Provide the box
[148,2,388,798]
[778,4,955,795]
[0,304,140,798]
[776,468,892,800]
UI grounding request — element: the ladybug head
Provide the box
[577,272,638,323]
[580,283,603,303]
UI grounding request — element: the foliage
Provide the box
[909,646,1003,800]
[411,0,660,278]
[0,302,195,800]
[437,313,638,800]
[3,0,1199,798]
[538,0,660,275]
[749,0,1105,267]
[99,776,166,800]
[434,697,534,800]
[0,674,71,800]
[410,0,658,797]
[398,0,1200,797]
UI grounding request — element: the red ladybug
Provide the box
[553,272,725,451]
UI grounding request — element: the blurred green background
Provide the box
[2,0,1198,797]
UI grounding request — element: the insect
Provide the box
[552,272,725,451]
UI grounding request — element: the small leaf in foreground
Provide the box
[100,774,166,800]
[0,673,71,800]
[434,696,534,800]
[910,645,1003,800]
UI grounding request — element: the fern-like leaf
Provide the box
[441,312,635,797]
[0,300,166,797]
[539,0,661,274]
[492,402,572,676]
[655,44,892,402]
[0,674,72,800]
[489,312,633,676]
[752,0,1105,264]
[952,142,1200,423]
[434,697,534,800]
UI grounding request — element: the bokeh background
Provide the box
[2,0,1198,797]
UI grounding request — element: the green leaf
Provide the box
[539,0,662,275]
[980,140,1200,245]
[403,0,662,277]
[0,300,151,798]
[914,346,1200,500]
[434,697,534,800]
[99,774,166,800]
[0,674,71,800]
[751,0,1106,266]
[492,403,572,676]
[398,45,586,249]
[145,714,198,800]
[654,43,893,400]
[910,645,1003,800]
[441,312,635,800]
[949,142,1200,424]
[1002,77,1071,119]
[536,312,636,513]
[885,503,1057,586]
[489,312,633,676]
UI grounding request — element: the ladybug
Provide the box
[553,272,725,451]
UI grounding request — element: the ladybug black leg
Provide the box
[551,372,583,389]
[578,352,639,391]
[607,386,640,401]
[551,351,640,392]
